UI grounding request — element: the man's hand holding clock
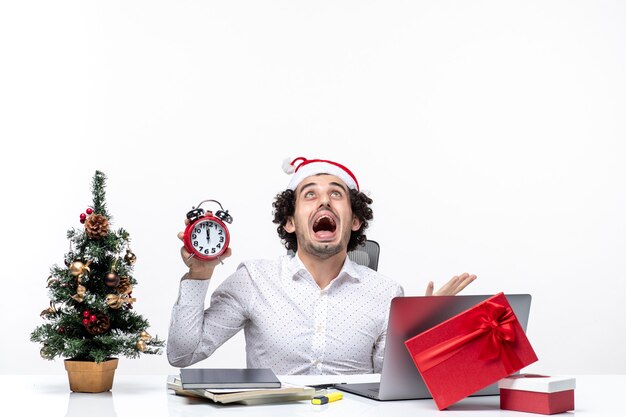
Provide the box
[179,199,233,280]
[178,217,232,280]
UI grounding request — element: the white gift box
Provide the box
[498,374,576,415]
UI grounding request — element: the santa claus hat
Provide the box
[282,156,360,191]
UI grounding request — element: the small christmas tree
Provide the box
[31,171,164,363]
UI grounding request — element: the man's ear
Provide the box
[283,217,295,233]
[351,215,362,232]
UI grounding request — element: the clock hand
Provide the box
[206,226,211,243]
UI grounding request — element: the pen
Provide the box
[312,391,343,405]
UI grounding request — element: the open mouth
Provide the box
[312,214,337,237]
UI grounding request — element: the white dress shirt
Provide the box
[167,254,404,375]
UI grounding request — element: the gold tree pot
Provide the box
[64,358,118,393]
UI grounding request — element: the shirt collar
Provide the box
[286,252,363,282]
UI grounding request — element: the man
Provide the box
[167,157,475,374]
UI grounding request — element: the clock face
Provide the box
[189,219,228,258]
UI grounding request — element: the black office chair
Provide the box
[347,239,380,271]
[287,239,380,271]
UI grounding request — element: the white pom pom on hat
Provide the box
[282,157,296,174]
[283,156,360,191]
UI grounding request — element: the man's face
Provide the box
[284,174,362,259]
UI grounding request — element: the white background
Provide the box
[1,1,624,375]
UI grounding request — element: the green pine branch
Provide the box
[91,170,109,217]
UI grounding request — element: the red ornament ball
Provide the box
[82,310,90,318]
[82,318,89,325]
[89,314,97,323]
[80,218,86,224]
[86,208,93,215]
[80,213,87,220]
[58,326,65,334]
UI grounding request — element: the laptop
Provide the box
[335,294,532,401]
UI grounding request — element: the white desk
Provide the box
[2,374,622,416]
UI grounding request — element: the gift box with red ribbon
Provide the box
[404,292,538,410]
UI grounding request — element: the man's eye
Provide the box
[331,191,342,197]
[305,191,315,198]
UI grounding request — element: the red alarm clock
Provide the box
[183,199,233,261]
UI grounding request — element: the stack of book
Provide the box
[167,368,315,405]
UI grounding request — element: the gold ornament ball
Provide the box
[136,340,146,352]
[69,261,85,276]
[124,249,137,265]
[69,260,90,277]
[139,330,151,341]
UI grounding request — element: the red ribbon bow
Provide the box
[412,300,523,374]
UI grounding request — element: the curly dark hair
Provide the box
[272,188,373,253]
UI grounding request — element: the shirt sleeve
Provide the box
[372,283,405,373]
[167,266,254,368]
